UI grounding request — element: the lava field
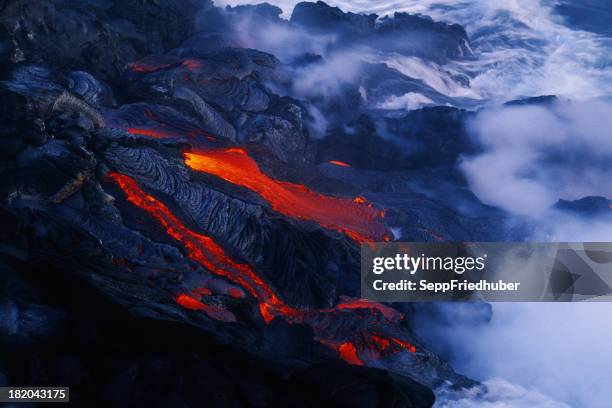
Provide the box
[0,1,552,406]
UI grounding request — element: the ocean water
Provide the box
[216,0,612,104]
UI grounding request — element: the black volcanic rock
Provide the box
[383,106,475,169]
[67,71,118,108]
[0,83,54,157]
[291,1,471,62]
[504,95,558,106]
[375,13,470,60]
[239,97,314,165]
[99,143,343,308]
[317,107,474,171]
[0,0,204,81]
[227,2,285,22]
[0,219,435,407]
[291,361,435,408]
[554,196,612,217]
[119,47,311,164]
[291,1,378,36]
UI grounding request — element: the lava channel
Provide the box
[128,55,203,74]
[328,160,351,167]
[109,172,415,364]
[107,106,217,142]
[108,172,299,323]
[184,148,388,242]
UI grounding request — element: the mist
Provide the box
[460,99,612,217]
[432,98,612,407]
[226,6,338,61]
[418,302,612,407]
[459,98,612,243]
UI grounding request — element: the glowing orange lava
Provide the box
[390,337,417,353]
[119,108,216,142]
[335,299,403,322]
[329,160,351,167]
[181,59,203,70]
[126,127,179,139]
[175,293,237,323]
[128,56,204,73]
[109,173,415,364]
[184,149,387,242]
[338,342,364,366]
[176,293,207,310]
[369,334,391,350]
[125,126,213,140]
[228,287,245,298]
[128,56,181,73]
[109,172,299,322]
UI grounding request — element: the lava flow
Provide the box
[109,172,415,365]
[334,298,403,322]
[338,342,363,365]
[175,293,237,322]
[128,55,203,73]
[124,126,215,141]
[125,127,180,139]
[112,107,217,142]
[329,160,351,167]
[108,172,299,322]
[184,148,387,242]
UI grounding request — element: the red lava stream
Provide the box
[328,160,351,167]
[184,148,388,242]
[109,172,414,365]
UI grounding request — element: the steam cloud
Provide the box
[445,99,612,407]
[460,98,612,242]
[420,302,612,407]
[461,99,612,217]
[227,8,337,60]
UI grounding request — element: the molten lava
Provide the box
[115,108,216,142]
[176,293,208,311]
[335,298,403,322]
[109,172,299,322]
[128,55,182,73]
[126,127,179,139]
[369,333,391,350]
[184,149,387,242]
[109,172,414,365]
[390,337,417,353]
[175,293,237,323]
[128,56,204,73]
[181,59,204,70]
[338,342,364,366]
[329,160,351,167]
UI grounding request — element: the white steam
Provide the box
[430,303,612,408]
[437,378,570,408]
[378,55,478,99]
[291,51,365,99]
[378,92,434,110]
[229,10,337,61]
[460,99,612,216]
